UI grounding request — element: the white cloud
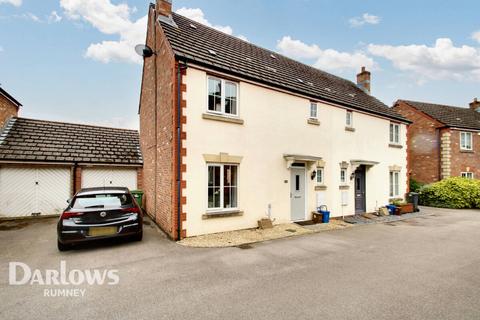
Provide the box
[60,0,146,64]
[276,36,375,72]
[349,13,380,28]
[48,11,62,23]
[175,7,232,35]
[368,38,480,82]
[472,31,480,43]
[23,12,41,22]
[175,7,247,41]
[0,0,22,6]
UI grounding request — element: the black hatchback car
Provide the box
[57,187,143,251]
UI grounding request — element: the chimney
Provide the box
[469,98,480,112]
[357,66,371,94]
[157,0,172,17]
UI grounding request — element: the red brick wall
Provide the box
[449,129,480,178]
[139,5,181,239]
[393,101,444,184]
[74,166,82,194]
[0,94,18,129]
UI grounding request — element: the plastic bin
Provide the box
[386,204,397,215]
[131,190,144,208]
[318,205,330,223]
[408,192,420,212]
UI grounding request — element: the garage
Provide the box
[0,117,143,218]
[82,167,138,190]
[0,167,71,217]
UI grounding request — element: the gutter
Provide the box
[176,60,188,241]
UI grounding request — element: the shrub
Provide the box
[409,178,425,193]
[419,177,480,209]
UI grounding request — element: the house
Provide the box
[0,86,22,129]
[393,99,480,184]
[138,0,410,239]
[0,117,143,218]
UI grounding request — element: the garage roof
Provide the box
[0,117,142,165]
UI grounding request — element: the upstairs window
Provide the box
[208,76,238,116]
[310,102,318,119]
[461,172,474,179]
[460,132,472,150]
[390,123,400,144]
[346,111,353,127]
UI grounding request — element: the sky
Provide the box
[1,0,480,130]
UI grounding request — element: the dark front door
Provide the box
[354,165,366,214]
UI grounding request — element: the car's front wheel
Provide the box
[57,240,70,251]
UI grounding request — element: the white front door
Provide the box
[290,166,306,221]
[82,168,137,190]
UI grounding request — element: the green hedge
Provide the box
[419,177,480,209]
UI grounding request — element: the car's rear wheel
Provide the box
[57,240,70,251]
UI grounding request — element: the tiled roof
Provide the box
[159,13,407,122]
[399,100,480,130]
[0,117,142,164]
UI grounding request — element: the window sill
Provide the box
[460,149,474,153]
[202,113,244,125]
[339,185,350,190]
[389,143,403,149]
[307,118,320,126]
[202,210,243,219]
[315,185,327,191]
[345,126,355,132]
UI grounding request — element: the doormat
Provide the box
[295,220,314,226]
[343,215,374,224]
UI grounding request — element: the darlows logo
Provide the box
[9,261,119,296]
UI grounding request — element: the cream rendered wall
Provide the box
[183,67,407,236]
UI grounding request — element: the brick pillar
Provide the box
[74,166,82,193]
[440,130,451,179]
[137,167,143,190]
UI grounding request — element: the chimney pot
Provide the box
[469,97,480,112]
[357,66,371,94]
[157,0,172,17]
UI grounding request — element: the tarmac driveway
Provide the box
[1,207,480,320]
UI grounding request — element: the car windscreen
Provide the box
[72,193,133,209]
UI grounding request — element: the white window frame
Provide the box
[389,171,400,198]
[390,123,400,144]
[461,172,474,179]
[207,163,239,211]
[340,168,347,184]
[346,111,353,127]
[316,167,324,185]
[207,76,239,117]
[310,102,318,120]
[460,132,473,151]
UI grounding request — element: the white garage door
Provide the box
[0,167,71,217]
[81,168,137,190]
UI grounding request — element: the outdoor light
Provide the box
[135,44,155,58]
[311,170,316,180]
[350,173,356,180]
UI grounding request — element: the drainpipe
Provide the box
[176,61,188,240]
[153,4,158,222]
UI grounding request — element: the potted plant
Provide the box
[391,199,414,214]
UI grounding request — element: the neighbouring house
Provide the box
[138,0,410,239]
[393,99,480,184]
[0,87,22,129]
[0,117,143,218]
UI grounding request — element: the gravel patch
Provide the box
[178,223,313,248]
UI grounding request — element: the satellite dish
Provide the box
[135,44,154,58]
